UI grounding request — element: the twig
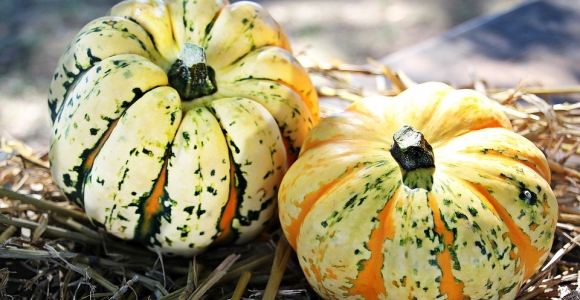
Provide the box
[0,187,89,223]
[263,236,293,300]
[517,272,578,300]
[0,225,17,242]
[60,254,80,298]
[549,160,580,179]
[0,267,9,296]
[177,258,197,300]
[0,138,49,169]
[75,262,119,293]
[50,213,101,240]
[367,58,407,93]
[231,271,251,300]
[559,213,580,226]
[215,252,274,285]
[0,248,77,259]
[189,253,240,300]
[110,275,139,300]
[486,86,580,95]
[0,214,100,245]
[31,213,48,243]
[124,269,168,298]
[307,64,381,76]
[11,172,29,192]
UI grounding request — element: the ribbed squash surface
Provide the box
[48,0,318,256]
[278,82,556,299]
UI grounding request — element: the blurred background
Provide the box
[0,0,526,149]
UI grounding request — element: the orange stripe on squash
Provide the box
[470,119,512,132]
[427,192,466,298]
[271,78,319,124]
[283,186,323,250]
[345,189,401,298]
[214,162,238,244]
[140,160,168,235]
[82,119,119,173]
[284,162,362,250]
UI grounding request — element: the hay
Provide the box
[1,58,579,299]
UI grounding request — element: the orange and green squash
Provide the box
[278,82,556,299]
[48,0,318,256]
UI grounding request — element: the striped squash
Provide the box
[48,0,318,256]
[278,82,556,299]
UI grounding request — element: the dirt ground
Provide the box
[0,0,525,148]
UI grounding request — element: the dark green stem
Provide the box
[390,125,435,190]
[168,43,217,100]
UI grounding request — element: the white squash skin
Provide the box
[208,98,287,244]
[216,46,319,118]
[48,17,168,123]
[48,0,317,255]
[162,106,231,254]
[84,86,182,240]
[202,2,292,69]
[164,0,229,52]
[49,55,168,206]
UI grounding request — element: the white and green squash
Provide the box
[48,0,319,256]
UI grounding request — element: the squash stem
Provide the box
[390,125,435,190]
[168,43,217,100]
